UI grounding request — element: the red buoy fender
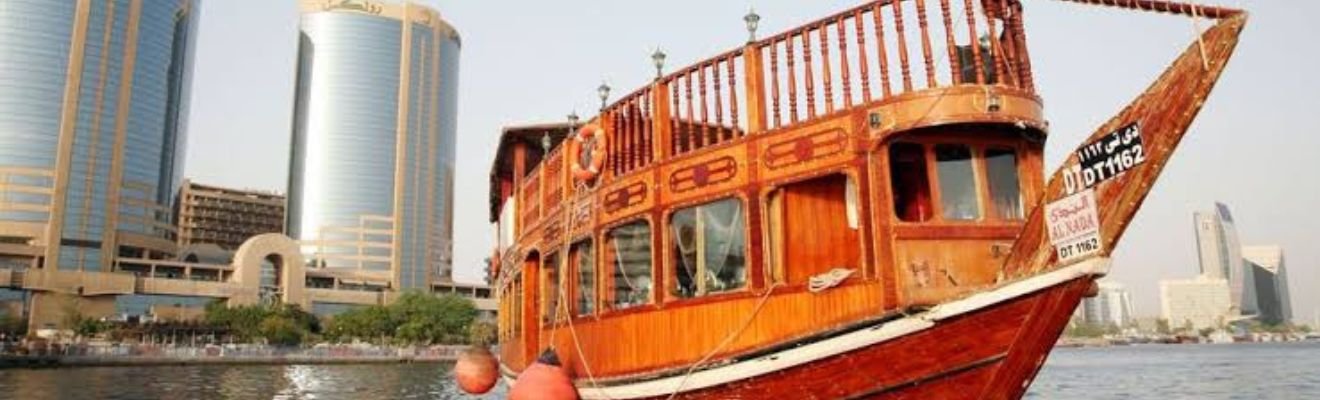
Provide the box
[454,346,499,395]
[568,124,607,182]
[510,349,578,400]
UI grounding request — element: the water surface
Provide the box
[1,342,1316,399]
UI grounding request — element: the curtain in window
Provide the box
[671,198,746,297]
[609,222,651,308]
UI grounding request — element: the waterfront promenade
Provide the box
[0,343,467,368]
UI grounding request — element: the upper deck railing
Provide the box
[595,0,1037,178]
[510,0,1040,241]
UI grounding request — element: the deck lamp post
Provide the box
[566,112,580,145]
[744,8,761,42]
[652,48,667,79]
[597,82,611,110]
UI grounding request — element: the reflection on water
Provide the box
[1,342,1316,399]
[0,363,508,400]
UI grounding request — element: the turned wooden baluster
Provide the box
[727,54,740,137]
[685,73,697,151]
[610,110,621,176]
[818,23,834,114]
[982,0,1005,85]
[698,65,710,148]
[914,0,937,87]
[633,98,642,169]
[671,81,682,154]
[769,41,782,128]
[786,35,800,123]
[802,29,817,118]
[940,0,962,84]
[854,10,871,102]
[996,0,1022,87]
[621,106,631,173]
[642,93,652,165]
[713,61,724,143]
[872,3,893,98]
[892,0,914,92]
[963,0,986,84]
[837,18,852,108]
[1009,1,1034,91]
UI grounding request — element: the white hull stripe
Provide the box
[514,258,1110,399]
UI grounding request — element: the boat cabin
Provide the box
[488,0,1049,381]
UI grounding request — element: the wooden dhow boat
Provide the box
[486,0,1246,398]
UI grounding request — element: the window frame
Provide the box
[602,218,656,312]
[931,143,986,222]
[887,139,1028,225]
[981,146,1026,221]
[663,195,752,302]
[568,238,597,318]
[540,251,561,326]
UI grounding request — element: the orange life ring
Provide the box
[568,124,607,181]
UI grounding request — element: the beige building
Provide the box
[175,179,284,250]
[1160,276,1232,330]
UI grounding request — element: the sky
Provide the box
[183,0,1317,324]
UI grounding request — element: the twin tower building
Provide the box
[0,1,463,327]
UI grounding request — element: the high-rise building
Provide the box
[0,1,199,272]
[1075,280,1134,327]
[1243,245,1292,325]
[175,180,285,250]
[287,1,460,290]
[1160,276,1232,330]
[1194,203,1257,315]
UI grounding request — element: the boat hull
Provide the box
[557,260,1105,400]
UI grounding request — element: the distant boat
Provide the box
[487,0,1247,398]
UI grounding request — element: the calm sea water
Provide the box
[0,342,1316,399]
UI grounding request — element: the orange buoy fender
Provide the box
[568,124,607,182]
[454,346,499,395]
[510,349,578,400]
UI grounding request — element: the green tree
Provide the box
[321,292,477,345]
[1155,318,1171,335]
[468,320,497,346]
[259,317,304,346]
[204,301,319,344]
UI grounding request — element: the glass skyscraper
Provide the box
[1193,203,1257,315]
[0,0,199,272]
[287,1,459,290]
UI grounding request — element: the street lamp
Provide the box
[744,8,761,42]
[597,81,611,110]
[651,48,667,79]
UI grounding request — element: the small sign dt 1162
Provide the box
[1062,122,1145,195]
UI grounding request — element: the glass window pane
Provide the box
[608,221,652,309]
[935,144,981,221]
[670,198,747,298]
[985,148,1024,220]
[889,143,933,222]
[573,241,595,316]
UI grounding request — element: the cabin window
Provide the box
[542,252,560,324]
[607,221,652,309]
[670,198,747,298]
[571,240,595,316]
[985,147,1024,220]
[889,143,933,222]
[935,144,981,221]
[768,174,861,285]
